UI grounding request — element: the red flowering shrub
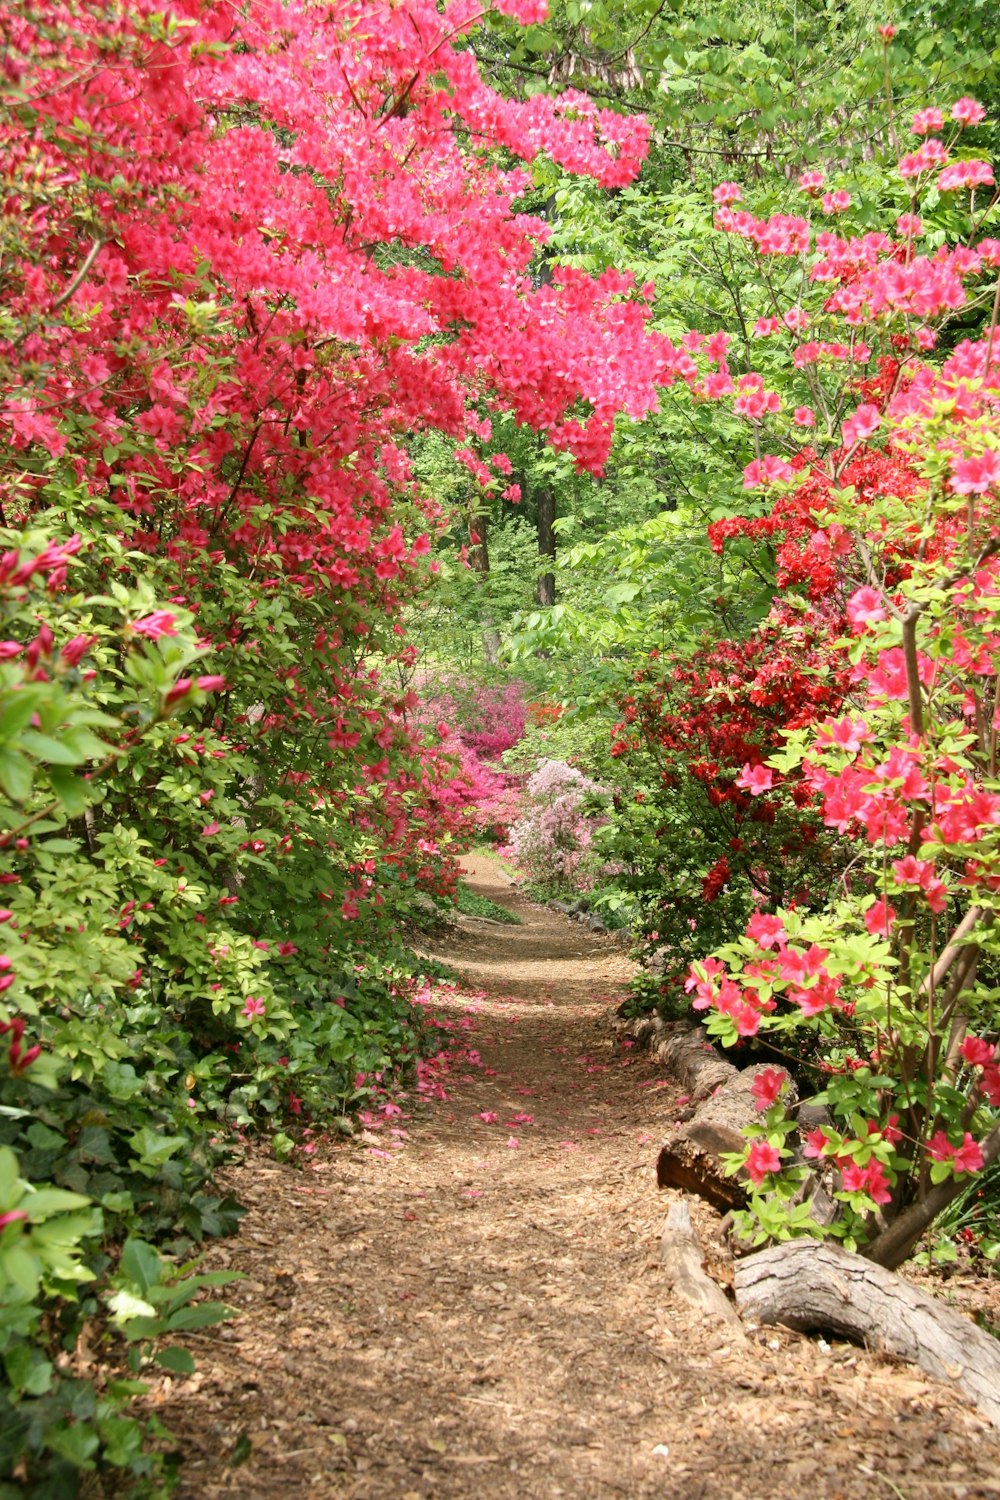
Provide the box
[604,602,851,984]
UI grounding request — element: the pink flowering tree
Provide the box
[1,0,671,1049]
[0,0,674,1482]
[680,94,1000,1265]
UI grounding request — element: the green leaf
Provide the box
[229,1431,252,1467]
[120,1237,163,1295]
[0,691,46,740]
[26,1121,65,1151]
[19,730,87,766]
[0,747,32,802]
[23,1187,92,1220]
[107,1288,158,1325]
[5,1344,53,1395]
[155,1345,197,1375]
[0,1244,39,1296]
[524,26,558,49]
[47,1421,100,1467]
[0,1146,21,1200]
[48,765,90,815]
[167,1300,234,1332]
[128,1127,187,1166]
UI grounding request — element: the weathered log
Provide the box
[734,1239,1000,1430]
[660,1199,745,1337]
[656,1064,798,1212]
[651,1023,740,1103]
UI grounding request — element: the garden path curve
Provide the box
[166,855,1000,1499]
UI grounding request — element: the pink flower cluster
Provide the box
[508,759,609,890]
[686,928,850,1037]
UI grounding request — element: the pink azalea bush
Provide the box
[0,0,669,1483]
[507,758,610,891]
[414,677,528,840]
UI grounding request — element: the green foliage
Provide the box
[0,516,465,1492]
[919,1156,1000,1266]
[453,881,522,925]
[0,1147,180,1498]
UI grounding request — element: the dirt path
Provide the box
[166,855,1000,1499]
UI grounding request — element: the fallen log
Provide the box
[660,1199,745,1338]
[622,1018,739,1100]
[650,1023,740,1102]
[656,1063,798,1213]
[734,1239,1000,1431]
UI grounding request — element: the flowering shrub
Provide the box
[508,759,609,890]
[412,677,528,841]
[604,606,851,988]
[424,678,528,762]
[0,0,669,1486]
[676,89,1000,1266]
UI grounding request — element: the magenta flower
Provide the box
[744,1140,782,1185]
[750,1068,788,1112]
[129,610,178,640]
[746,912,785,950]
[736,763,774,796]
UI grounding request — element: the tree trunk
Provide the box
[468,503,500,665]
[643,1021,741,1102]
[660,1199,744,1335]
[734,1239,1000,1431]
[535,477,555,607]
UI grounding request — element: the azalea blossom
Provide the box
[911,107,944,135]
[744,1140,782,1184]
[928,1130,985,1174]
[950,450,1000,494]
[750,1067,788,1111]
[736,763,774,795]
[803,1127,830,1159]
[846,586,887,630]
[129,610,179,639]
[743,455,795,488]
[952,96,987,126]
[938,160,995,192]
[746,911,785,950]
[960,1036,996,1068]
[713,181,743,205]
[841,402,881,447]
[841,1159,892,1205]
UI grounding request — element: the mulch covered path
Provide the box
[160,855,1000,1499]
